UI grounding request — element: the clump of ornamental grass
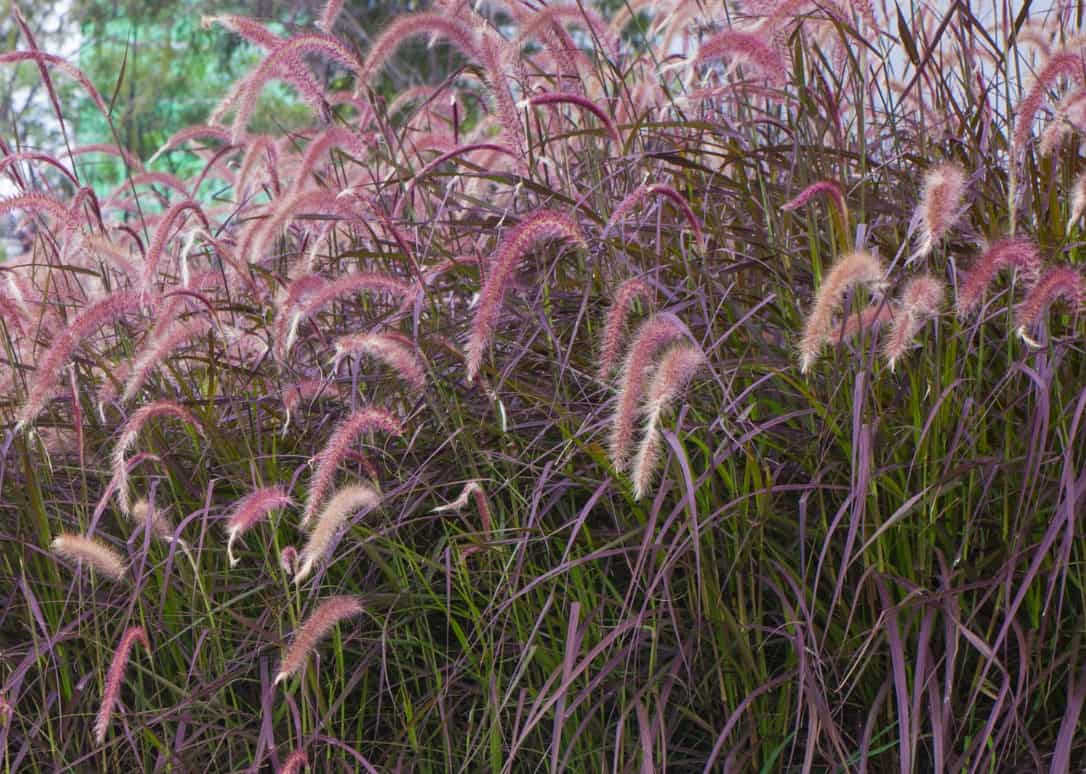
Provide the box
[225,486,293,566]
[597,278,652,381]
[956,238,1042,316]
[1015,266,1086,346]
[94,626,150,745]
[608,312,691,473]
[111,401,205,516]
[630,343,706,500]
[295,484,382,584]
[50,534,126,582]
[275,595,363,685]
[465,210,586,383]
[883,275,944,371]
[798,250,884,373]
[913,161,967,259]
[301,407,402,529]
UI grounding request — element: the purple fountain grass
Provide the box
[290,127,376,193]
[523,92,622,145]
[16,289,145,430]
[0,151,79,185]
[693,27,789,85]
[914,161,967,258]
[955,238,1042,316]
[120,318,211,404]
[630,343,706,500]
[51,534,126,582]
[1015,266,1086,345]
[465,210,586,383]
[608,312,690,473]
[295,485,382,584]
[1013,51,1085,154]
[883,275,944,371]
[111,401,205,515]
[330,331,426,390]
[94,626,150,745]
[603,184,704,249]
[275,596,363,685]
[0,191,72,224]
[226,486,293,566]
[302,407,402,529]
[475,31,527,160]
[597,278,651,381]
[279,749,309,774]
[282,378,326,434]
[245,188,358,264]
[1039,87,1086,156]
[798,250,883,373]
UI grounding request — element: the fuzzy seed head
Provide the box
[798,251,883,372]
[296,485,381,584]
[275,596,363,685]
[956,238,1042,316]
[915,162,966,258]
[51,534,126,582]
[94,626,150,745]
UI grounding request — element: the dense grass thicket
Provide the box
[4,0,1086,769]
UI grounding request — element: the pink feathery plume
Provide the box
[914,162,967,258]
[279,546,299,576]
[630,343,706,500]
[693,28,789,85]
[0,191,71,223]
[465,211,586,383]
[141,200,211,293]
[608,312,689,473]
[279,749,309,773]
[275,596,363,685]
[330,331,426,390]
[121,318,211,404]
[524,92,622,145]
[1069,171,1086,235]
[226,486,293,566]
[1015,266,1086,345]
[111,401,205,515]
[295,486,381,583]
[956,238,1042,316]
[318,0,344,32]
[834,304,895,342]
[302,407,402,529]
[1013,51,1085,154]
[432,481,492,534]
[883,275,944,371]
[51,534,127,582]
[227,34,361,141]
[781,180,849,247]
[597,278,651,381]
[147,125,231,165]
[0,151,79,185]
[358,13,479,86]
[0,51,108,115]
[277,272,412,358]
[17,290,144,430]
[798,251,883,373]
[603,184,704,249]
[94,626,150,745]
